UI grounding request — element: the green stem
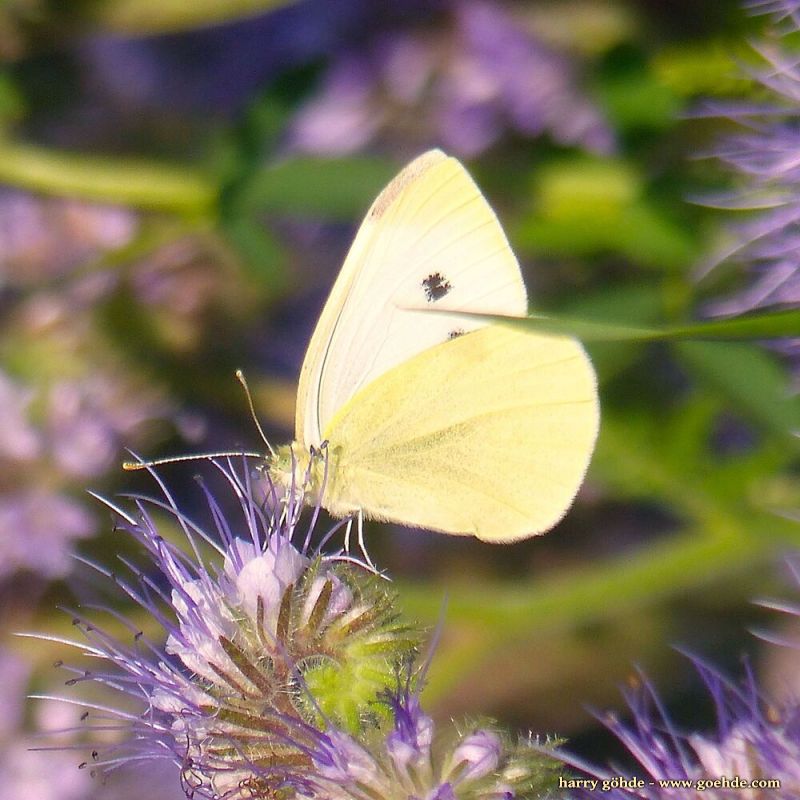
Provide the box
[398,525,790,701]
[70,0,298,34]
[0,140,217,216]
[399,530,768,633]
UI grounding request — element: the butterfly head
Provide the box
[266,441,330,507]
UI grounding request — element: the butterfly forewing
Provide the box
[295,150,528,447]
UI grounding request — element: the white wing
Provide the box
[296,149,528,446]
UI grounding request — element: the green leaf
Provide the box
[238,157,398,220]
[463,307,800,343]
[558,284,664,380]
[659,309,800,340]
[676,341,800,441]
[516,156,697,269]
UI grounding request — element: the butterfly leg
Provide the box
[343,516,353,553]
[356,508,377,572]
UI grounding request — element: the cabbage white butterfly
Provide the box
[267,149,599,542]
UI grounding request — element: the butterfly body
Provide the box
[267,150,599,542]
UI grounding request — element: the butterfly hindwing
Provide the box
[320,325,599,541]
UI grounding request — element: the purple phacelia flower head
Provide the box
[307,679,559,800]
[37,456,562,799]
[37,458,417,799]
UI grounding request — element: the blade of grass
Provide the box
[0,140,217,216]
[61,0,299,34]
[451,308,800,342]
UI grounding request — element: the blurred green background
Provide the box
[1,1,800,796]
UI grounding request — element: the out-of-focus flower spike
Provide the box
[699,2,800,343]
[287,0,613,158]
[748,0,800,28]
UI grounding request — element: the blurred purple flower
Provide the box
[0,491,93,579]
[0,189,234,588]
[441,1,613,155]
[1,722,92,800]
[45,375,169,479]
[0,650,184,800]
[0,371,41,462]
[0,361,173,580]
[0,649,31,738]
[0,189,136,284]
[78,0,390,118]
[0,650,92,800]
[288,0,613,158]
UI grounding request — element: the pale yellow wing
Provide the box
[320,324,599,542]
[295,150,527,448]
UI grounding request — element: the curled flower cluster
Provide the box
[563,667,800,799]
[304,685,559,800]
[703,0,800,333]
[556,561,800,799]
[48,459,560,799]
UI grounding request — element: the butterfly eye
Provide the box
[421,272,452,302]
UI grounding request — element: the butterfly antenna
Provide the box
[235,369,276,458]
[123,451,263,471]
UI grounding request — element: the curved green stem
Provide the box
[0,140,217,216]
[399,529,773,633]
[398,524,793,702]
[398,409,800,702]
[69,0,298,34]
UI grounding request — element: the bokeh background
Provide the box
[2,1,800,797]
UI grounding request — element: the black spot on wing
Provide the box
[448,329,465,339]
[422,272,452,302]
